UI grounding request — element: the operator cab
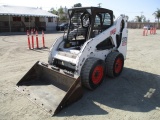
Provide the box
[64,7,113,49]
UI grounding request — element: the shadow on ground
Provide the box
[57,67,160,116]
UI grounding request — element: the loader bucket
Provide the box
[16,61,83,115]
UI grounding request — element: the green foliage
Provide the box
[57,7,65,21]
[135,15,145,22]
[125,15,129,21]
[58,7,64,15]
[49,6,69,22]
[60,16,67,21]
[153,8,160,23]
[49,8,58,15]
[74,3,82,7]
[143,16,146,22]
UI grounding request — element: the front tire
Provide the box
[81,58,106,90]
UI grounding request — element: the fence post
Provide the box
[143,28,146,36]
[27,30,31,49]
[42,30,45,48]
[146,28,148,36]
[150,27,152,34]
[31,29,34,49]
[36,31,39,49]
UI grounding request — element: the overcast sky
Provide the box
[0,0,159,22]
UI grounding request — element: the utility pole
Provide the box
[98,3,102,8]
[141,11,144,22]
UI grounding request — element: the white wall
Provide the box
[45,17,57,31]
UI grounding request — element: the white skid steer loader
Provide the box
[16,7,128,115]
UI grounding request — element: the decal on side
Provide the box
[110,28,116,35]
[122,37,127,46]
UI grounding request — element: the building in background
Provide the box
[0,5,58,32]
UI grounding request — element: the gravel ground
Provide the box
[0,29,160,120]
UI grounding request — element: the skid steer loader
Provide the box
[16,7,128,115]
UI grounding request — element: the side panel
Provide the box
[48,36,64,64]
[115,16,128,59]
[118,28,128,59]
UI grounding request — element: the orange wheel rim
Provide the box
[92,66,104,84]
[115,58,123,74]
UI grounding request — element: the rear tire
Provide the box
[105,52,124,77]
[81,58,106,90]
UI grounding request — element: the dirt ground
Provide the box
[0,29,160,120]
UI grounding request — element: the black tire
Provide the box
[81,58,106,90]
[105,52,124,77]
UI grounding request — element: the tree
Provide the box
[49,8,58,15]
[58,6,64,20]
[58,6,64,15]
[74,3,82,7]
[61,16,67,21]
[147,19,150,22]
[153,8,160,27]
[143,16,146,22]
[97,3,102,8]
[135,15,145,22]
[125,15,129,21]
